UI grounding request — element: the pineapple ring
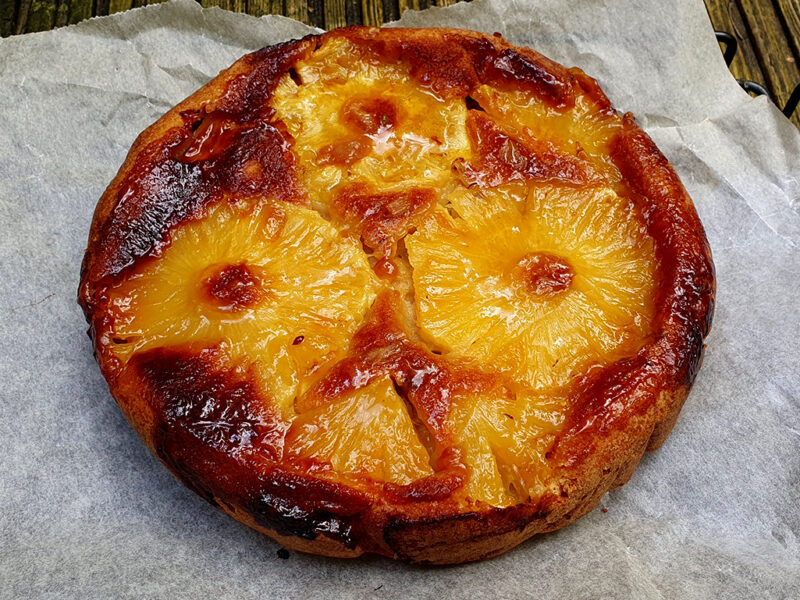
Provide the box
[406,184,657,390]
[79,28,715,564]
[104,198,381,415]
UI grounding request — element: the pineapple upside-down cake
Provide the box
[79,27,715,564]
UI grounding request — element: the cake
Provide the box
[78,27,715,564]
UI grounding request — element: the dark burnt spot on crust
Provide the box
[82,115,299,308]
[201,263,267,312]
[343,29,574,107]
[171,112,299,199]
[131,347,282,516]
[213,38,314,121]
[461,112,596,187]
[82,126,206,307]
[136,344,373,548]
[332,183,437,259]
[358,33,479,99]
[248,470,369,548]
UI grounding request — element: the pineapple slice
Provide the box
[450,389,567,507]
[106,198,382,414]
[406,184,657,390]
[469,84,623,183]
[285,377,434,486]
[270,37,470,212]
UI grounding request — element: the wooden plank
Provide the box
[285,0,310,25]
[247,0,272,16]
[201,0,247,10]
[381,0,398,23]
[324,0,346,29]
[14,0,32,34]
[95,0,111,17]
[1,1,16,37]
[1,1,17,36]
[68,0,93,24]
[108,0,133,14]
[361,0,382,26]
[398,0,420,16]
[53,0,69,27]
[737,0,800,127]
[344,0,361,25]
[775,0,800,59]
[25,0,57,31]
[270,0,285,17]
[433,0,460,6]
[705,0,766,85]
[307,0,324,28]
[248,0,286,17]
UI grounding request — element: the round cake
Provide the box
[78,27,715,564]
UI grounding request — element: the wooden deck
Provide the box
[2,0,799,129]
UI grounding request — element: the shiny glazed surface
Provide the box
[79,27,715,563]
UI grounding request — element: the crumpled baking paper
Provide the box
[0,0,798,597]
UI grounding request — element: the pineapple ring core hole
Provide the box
[516,252,575,297]
[341,96,399,135]
[200,262,268,312]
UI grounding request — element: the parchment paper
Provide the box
[1,0,798,597]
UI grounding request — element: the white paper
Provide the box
[1,0,798,597]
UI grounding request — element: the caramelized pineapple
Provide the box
[285,377,433,485]
[80,28,714,564]
[106,198,381,413]
[449,389,567,507]
[406,184,657,390]
[271,36,470,214]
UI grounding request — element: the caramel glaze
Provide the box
[202,263,266,312]
[350,29,576,107]
[333,183,436,258]
[79,27,715,559]
[517,253,575,297]
[298,292,506,503]
[462,111,597,187]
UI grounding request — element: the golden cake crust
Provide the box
[79,27,715,564]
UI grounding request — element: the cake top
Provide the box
[79,27,714,561]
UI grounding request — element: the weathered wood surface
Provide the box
[2,0,799,129]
